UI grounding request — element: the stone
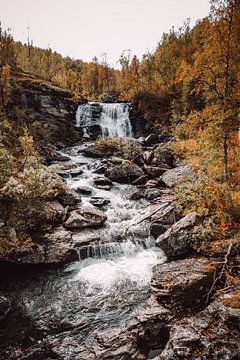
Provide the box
[150,223,170,239]
[70,168,83,177]
[145,188,161,200]
[156,212,196,258]
[74,185,92,195]
[0,296,11,321]
[130,190,144,200]
[105,162,144,184]
[151,258,216,310]
[94,177,113,189]
[89,197,110,207]
[93,163,108,174]
[160,165,194,188]
[132,175,148,186]
[145,134,160,146]
[82,144,111,158]
[58,188,79,206]
[109,156,123,164]
[144,165,167,178]
[158,300,240,359]
[45,201,65,222]
[145,179,159,188]
[65,208,107,228]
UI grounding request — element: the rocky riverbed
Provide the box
[0,138,239,360]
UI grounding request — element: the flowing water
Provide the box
[75,102,133,137]
[1,105,166,358]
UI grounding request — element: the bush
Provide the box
[95,136,143,162]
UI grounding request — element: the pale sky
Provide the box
[1,0,210,67]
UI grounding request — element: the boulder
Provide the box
[145,179,159,188]
[70,168,83,177]
[94,177,113,190]
[156,212,196,258]
[89,197,110,207]
[151,258,216,310]
[105,162,144,184]
[144,165,167,178]
[0,296,11,321]
[150,223,170,239]
[82,144,111,158]
[45,201,65,222]
[160,165,194,188]
[74,185,92,195]
[58,188,79,206]
[159,299,240,359]
[145,134,160,146]
[93,163,108,174]
[144,188,161,200]
[132,175,148,186]
[65,208,107,228]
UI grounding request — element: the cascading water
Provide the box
[75,102,133,138]
[100,103,133,137]
[2,136,166,358]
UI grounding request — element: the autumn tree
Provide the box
[193,0,240,181]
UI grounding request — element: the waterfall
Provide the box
[75,102,133,138]
[100,103,133,137]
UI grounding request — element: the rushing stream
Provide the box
[1,104,166,358]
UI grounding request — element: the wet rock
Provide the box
[151,258,216,310]
[0,296,11,321]
[156,212,196,258]
[43,228,78,263]
[93,163,108,174]
[58,188,80,206]
[109,156,123,164]
[74,185,93,195]
[90,197,110,207]
[144,188,161,200]
[150,223,170,239]
[130,190,144,200]
[158,300,240,360]
[145,179,159,188]
[94,177,113,190]
[65,208,107,228]
[82,144,111,158]
[70,168,83,177]
[132,175,148,186]
[57,170,70,179]
[143,165,167,178]
[160,165,194,188]
[105,162,144,184]
[145,134,160,146]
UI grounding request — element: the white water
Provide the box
[75,102,133,138]
[100,103,133,137]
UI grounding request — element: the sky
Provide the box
[1,0,210,67]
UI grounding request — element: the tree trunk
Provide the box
[223,133,229,182]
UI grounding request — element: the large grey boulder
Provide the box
[151,257,216,310]
[105,162,144,184]
[65,208,107,228]
[160,165,194,188]
[156,212,196,257]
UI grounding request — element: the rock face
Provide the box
[156,212,196,258]
[0,296,11,321]
[65,208,107,228]
[158,300,240,360]
[11,71,81,159]
[160,165,194,188]
[151,258,216,311]
[105,162,144,183]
